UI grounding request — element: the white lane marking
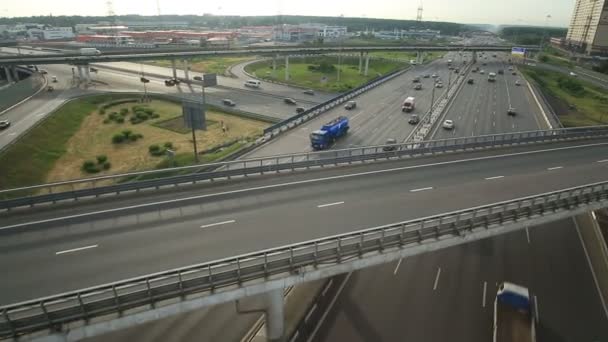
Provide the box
[547,166,563,171]
[35,113,44,117]
[482,281,488,307]
[433,267,441,290]
[597,159,608,163]
[317,201,344,208]
[410,187,433,193]
[592,211,597,220]
[4,142,608,232]
[485,175,504,180]
[56,244,98,255]
[512,123,515,129]
[474,118,477,124]
[200,220,236,229]
[493,121,496,127]
[393,258,403,275]
[574,217,608,321]
[7,132,16,136]
[534,295,540,324]
[526,227,531,244]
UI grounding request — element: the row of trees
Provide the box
[0,14,468,36]
[499,26,567,45]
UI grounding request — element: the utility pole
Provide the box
[193,75,209,163]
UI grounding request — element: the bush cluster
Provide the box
[112,130,144,144]
[557,77,585,97]
[82,155,111,173]
[149,142,173,156]
[307,60,336,73]
[130,107,160,125]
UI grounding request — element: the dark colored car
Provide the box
[382,138,398,152]
[284,98,297,105]
[468,78,474,84]
[344,101,357,110]
[408,115,420,124]
[303,89,315,95]
[296,107,306,114]
[164,79,175,86]
[0,120,10,130]
[507,107,517,116]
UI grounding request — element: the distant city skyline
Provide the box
[1,0,573,27]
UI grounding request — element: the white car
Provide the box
[442,119,455,130]
[515,80,521,86]
[569,71,577,77]
[480,70,485,75]
[431,74,438,78]
[435,82,444,88]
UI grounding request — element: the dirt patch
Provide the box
[44,99,268,184]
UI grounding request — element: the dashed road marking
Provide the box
[56,244,98,255]
[200,220,236,229]
[410,187,433,193]
[317,201,345,208]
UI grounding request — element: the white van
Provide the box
[244,79,261,88]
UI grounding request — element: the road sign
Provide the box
[511,47,526,57]
[203,73,217,87]
[182,100,206,130]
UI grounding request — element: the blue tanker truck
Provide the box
[310,116,350,150]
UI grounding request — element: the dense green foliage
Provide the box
[0,14,468,36]
[499,26,567,45]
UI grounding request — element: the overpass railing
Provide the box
[1,125,608,210]
[1,179,607,340]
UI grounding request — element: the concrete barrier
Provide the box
[0,72,45,114]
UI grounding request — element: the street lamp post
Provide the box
[193,75,208,163]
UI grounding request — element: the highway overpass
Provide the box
[1,134,608,340]
[0,45,539,66]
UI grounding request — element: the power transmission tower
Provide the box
[416,1,423,22]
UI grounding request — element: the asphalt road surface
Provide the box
[2,140,608,305]
[313,52,608,342]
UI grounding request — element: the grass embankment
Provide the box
[521,66,608,127]
[144,56,254,75]
[368,51,443,63]
[244,56,406,92]
[0,95,268,192]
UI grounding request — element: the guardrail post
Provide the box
[208,265,215,291]
[177,271,184,298]
[337,238,342,262]
[237,258,242,283]
[275,157,280,173]
[40,302,53,330]
[291,156,295,171]
[226,163,231,179]
[77,293,88,322]
[2,309,15,338]
[146,279,155,308]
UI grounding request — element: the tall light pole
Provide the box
[193,75,208,163]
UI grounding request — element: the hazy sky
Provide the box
[1,0,574,27]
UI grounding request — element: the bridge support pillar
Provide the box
[77,65,84,81]
[12,66,19,82]
[4,66,13,83]
[171,59,177,79]
[472,50,477,63]
[272,54,277,73]
[84,65,91,83]
[266,288,285,342]
[183,59,190,81]
[358,51,363,74]
[284,55,289,81]
[364,52,370,76]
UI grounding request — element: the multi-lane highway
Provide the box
[314,52,608,342]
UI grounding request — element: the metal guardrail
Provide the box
[2,125,608,210]
[262,66,411,135]
[2,179,607,340]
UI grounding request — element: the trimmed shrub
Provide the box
[122,130,132,138]
[112,134,125,144]
[144,108,154,115]
[82,160,100,173]
[129,134,139,142]
[120,108,129,115]
[130,117,142,124]
[163,142,173,149]
[102,161,111,170]
[135,111,149,120]
[149,144,160,153]
[99,109,106,115]
[116,117,125,123]
[96,155,108,164]
[135,133,144,139]
[151,113,160,119]
[103,119,111,124]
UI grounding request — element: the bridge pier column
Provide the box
[364,52,370,76]
[272,54,277,73]
[284,55,289,81]
[84,65,91,83]
[472,50,477,63]
[12,66,19,82]
[77,65,84,81]
[266,288,285,342]
[4,66,13,83]
[358,51,363,74]
[183,59,190,81]
[171,59,177,79]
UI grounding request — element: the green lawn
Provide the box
[368,51,442,63]
[144,56,254,75]
[245,56,406,92]
[0,94,135,192]
[521,66,608,127]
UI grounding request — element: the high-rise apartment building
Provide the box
[566,0,608,55]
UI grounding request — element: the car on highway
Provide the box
[408,114,420,124]
[90,67,98,73]
[51,76,57,83]
[423,74,431,78]
[515,80,521,86]
[511,71,517,75]
[435,82,444,88]
[222,99,236,106]
[508,66,514,71]
[303,89,315,95]
[431,74,438,78]
[498,69,504,75]
[507,107,517,116]
[164,79,176,86]
[480,70,485,74]
[296,107,306,114]
[245,79,261,88]
[0,120,10,130]
[284,98,297,105]
[39,69,48,74]
[412,77,421,83]
[26,65,34,69]
[569,71,577,77]
[47,86,54,92]
[468,78,474,84]
[382,138,398,151]
[442,119,455,130]
[344,101,357,110]
[414,83,422,90]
